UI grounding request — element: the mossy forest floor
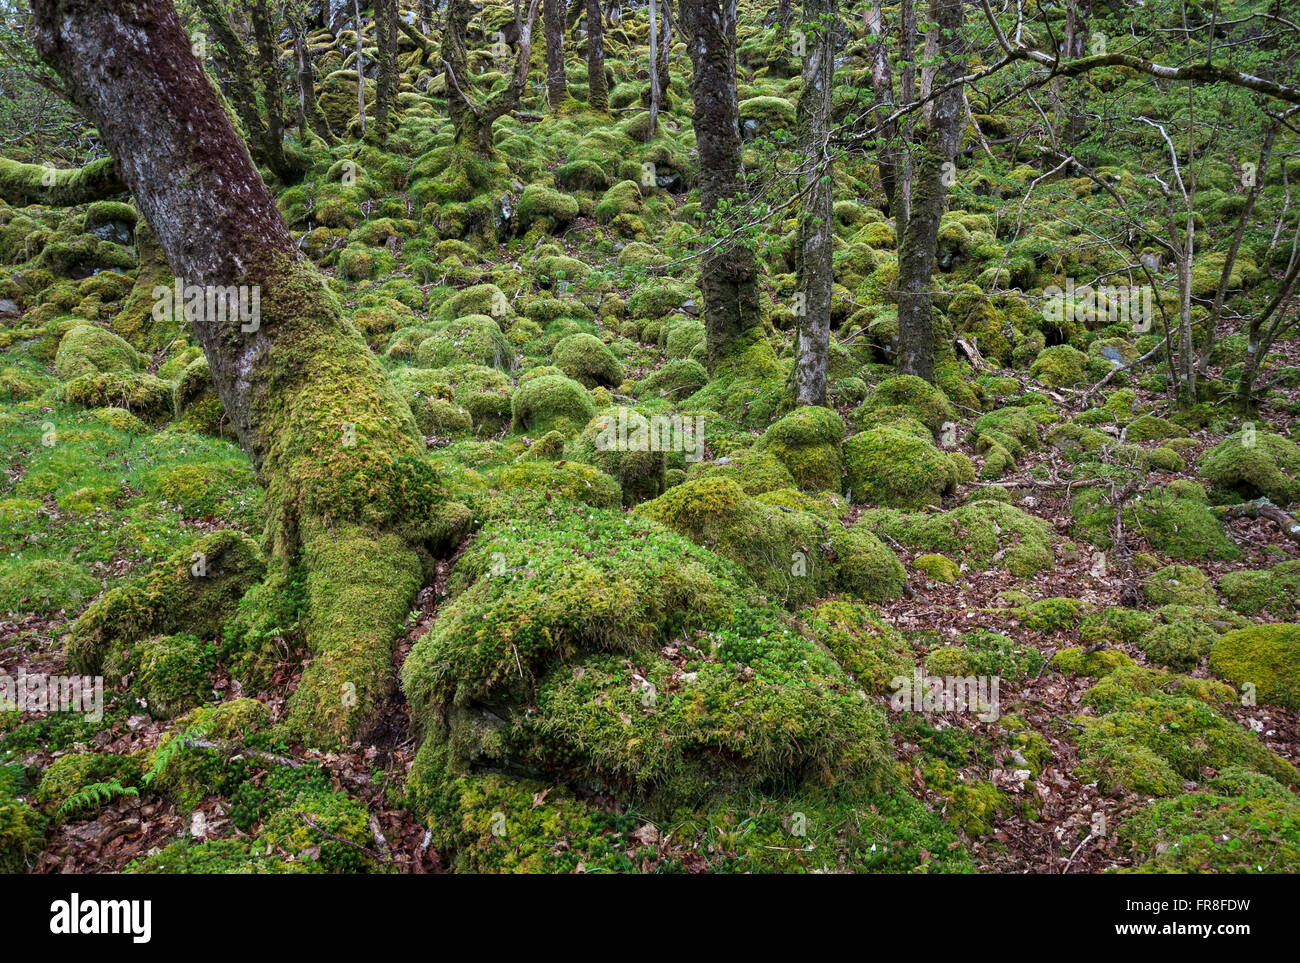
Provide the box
[4,1,1300,874]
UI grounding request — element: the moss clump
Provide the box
[843,428,961,509]
[65,530,264,674]
[857,375,954,436]
[0,558,98,614]
[1074,673,1298,796]
[511,374,597,436]
[568,408,667,506]
[54,323,142,381]
[172,355,224,434]
[36,752,140,818]
[126,838,311,874]
[64,371,172,418]
[1119,788,1300,873]
[913,553,959,583]
[638,476,905,607]
[1051,647,1134,676]
[1030,344,1088,388]
[737,95,797,133]
[402,504,895,825]
[690,449,796,496]
[132,634,215,719]
[1210,624,1300,709]
[260,791,377,873]
[0,792,43,873]
[1145,446,1185,472]
[515,184,580,233]
[551,333,624,389]
[1199,431,1300,505]
[1125,414,1187,443]
[754,406,845,492]
[1022,596,1083,632]
[416,314,514,371]
[863,500,1055,577]
[637,359,709,400]
[1138,620,1218,671]
[797,600,911,692]
[594,179,644,222]
[494,459,622,512]
[1142,564,1217,607]
[972,405,1039,459]
[1072,485,1239,561]
[1218,560,1300,617]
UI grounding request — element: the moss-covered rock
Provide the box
[511,373,597,435]
[0,557,98,614]
[1142,564,1217,607]
[1210,624,1300,709]
[1200,431,1300,505]
[843,428,961,509]
[1030,344,1088,388]
[54,323,142,381]
[754,406,845,492]
[857,375,954,436]
[1218,560,1300,618]
[551,333,624,389]
[863,500,1055,577]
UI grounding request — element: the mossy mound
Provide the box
[551,333,624,389]
[862,499,1055,577]
[0,557,99,614]
[797,599,912,692]
[54,323,143,381]
[856,375,954,436]
[843,428,961,509]
[638,476,905,607]
[1072,484,1239,561]
[494,459,623,512]
[754,406,845,492]
[415,314,514,371]
[1030,344,1087,388]
[64,530,265,674]
[510,373,597,436]
[1137,620,1219,672]
[1200,431,1300,505]
[1218,560,1300,618]
[568,408,668,506]
[1210,624,1300,710]
[1141,564,1217,607]
[401,504,895,829]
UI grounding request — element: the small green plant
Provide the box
[56,779,138,819]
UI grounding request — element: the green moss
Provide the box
[260,791,377,873]
[594,179,644,222]
[737,95,797,133]
[1022,596,1084,632]
[35,752,140,818]
[1210,624,1300,709]
[913,553,959,583]
[1125,414,1187,443]
[1051,647,1134,676]
[64,371,172,418]
[568,408,668,505]
[843,428,960,509]
[691,449,796,495]
[132,633,216,719]
[54,323,142,381]
[1218,560,1300,617]
[0,793,43,873]
[415,314,514,370]
[0,557,98,614]
[797,600,911,691]
[1072,486,1239,561]
[126,838,311,874]
[494,459,622,511]
[863,500,1055,577]
[1119,790,1300,873]
[1138,620,1218,671]
[857,375,954,436]
[1145,446,1185,472]
[639,476,904,607]
[552,333,623,389]
[1200,431,1300,505]
[1142,564,1217,607]
[1030,344,1088,388]
[65,530,265,674]
[637,358,709,400]
[754,406,845,492]
[515,184,580,232]
[511,373,597,436]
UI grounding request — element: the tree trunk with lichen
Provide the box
[544,0,568,108]
[683,0,765,371]
[33,0,467,746]
[585,0,608,110]
[794,0,835,407]
[373,0,398,143]
[895,0,963,383]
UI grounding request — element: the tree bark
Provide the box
[794,0,835,406]
[373,0,399,143]
[354,0,367,136]
[895,0,963,383]
[682,0,765,370]
[647,0,660,138]
[585,0,608,110]
[32,0,466,745]
[544,0,568,107]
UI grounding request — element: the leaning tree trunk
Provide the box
[32,0,466,746]
[586,0,608,110]
[793,0,836,407]
[895,0,963,383]
[683,0,766,370]
[544,0,568,107]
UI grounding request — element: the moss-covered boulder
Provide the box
[1030,344,1088,388]
[843,427,961,509]
[0,557,99,614]
[856,375,954,436]
[754,405,845,492]
[511,373,598,435]
[863,499,1055,577]
[54,323,143,381]
[416,314,514,371]
[64,530,265,674]
[1141,564,1217,607]
[1210,624,1300,709]
[1200,431,1300,506]
[551,333,624,389]
[1218,560,1300,618]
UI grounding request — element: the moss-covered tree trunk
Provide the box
[0,156,125,205]
[895,0,963,383]
[683,0,765,371]
[793,0,835,407]
[647,0,660,137]
[289,13,337,145]
[585,0,608,110]
[544,0,568,107]
[33,0,466,746]
[373,0,398,143]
